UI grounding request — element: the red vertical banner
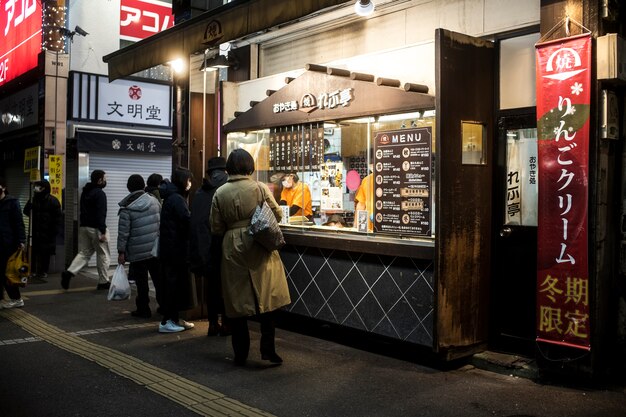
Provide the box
[535,34,591,350]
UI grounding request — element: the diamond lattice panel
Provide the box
[281,244,434,347]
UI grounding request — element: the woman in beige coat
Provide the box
[210,149,291,366]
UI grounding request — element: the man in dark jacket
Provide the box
[23,179,62,281]
[0,177,26,309]
[190,156,229,336]
[61,170,110,290]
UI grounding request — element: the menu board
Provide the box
[373,127,432,236]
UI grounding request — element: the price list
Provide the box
[373,127,432,236]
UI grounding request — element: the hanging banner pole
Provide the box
[535,33,592,351]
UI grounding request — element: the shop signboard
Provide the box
[96,77,171,127]
[48,155,63,205]
[535,34,591,350]
[120,0,173,42]
[373,127,432,236]
[0,0,41,87]
[76,129,171,155]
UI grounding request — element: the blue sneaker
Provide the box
[158,320,184,333]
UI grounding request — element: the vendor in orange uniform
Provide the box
[279,173,313,221]
[354,173,374,231]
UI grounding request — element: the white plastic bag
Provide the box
[108,264,131,301]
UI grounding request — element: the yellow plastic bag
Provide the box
[5,247,29,287]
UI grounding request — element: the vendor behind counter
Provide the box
[280,173,313,220]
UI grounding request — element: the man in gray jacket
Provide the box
[118,174,162,318]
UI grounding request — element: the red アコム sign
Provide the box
[535,34,591,351]
[120,0,173,42]
[0,1,42,87]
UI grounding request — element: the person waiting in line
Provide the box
[158,167,195,333]
[210,149,291,366]
[117,174,163,319]
[145,173,163,204]
[279,173,313,221]
[23,179,62,282]
[0,177,26,309]
[62,170,111,290]
[190,156,230,337]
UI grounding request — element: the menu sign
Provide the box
[269,124,325,173]
[373,127,432,236]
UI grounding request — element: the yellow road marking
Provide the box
[22,287,96,296]
[0,308,275,417]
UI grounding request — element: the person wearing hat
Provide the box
[23,179,62,281]
[190,156,230,336]
[117,174,163,318]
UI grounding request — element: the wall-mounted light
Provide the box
[168,58,185,73]
[354,0,375,17]
[200,53,239,71]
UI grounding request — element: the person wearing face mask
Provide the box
[0,177,26,309]
[61,170,110,290]
[279,173,313,221]
[157,167,195,333]
[23,180,62,282]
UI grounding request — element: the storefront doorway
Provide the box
[491,111,538,355]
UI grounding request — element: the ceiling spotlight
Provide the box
[354,0,375,17]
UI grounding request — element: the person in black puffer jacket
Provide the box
[158,167,194,333]
[23,179,62,281]
[190,156,230,336]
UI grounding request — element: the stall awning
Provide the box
[103,0,351,81]
[223,65,436,133]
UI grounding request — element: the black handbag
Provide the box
[249,183,285,251]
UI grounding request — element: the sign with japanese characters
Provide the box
[23,146,40,173]
[48,155,63,205]
[535,34,591,350]
[373,127,432,236]
[120,0,173,41]
[97,77,171,127]
[76,129,171,155]
[0,0,41,87]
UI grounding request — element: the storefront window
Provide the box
[226,110,436,239]
[461,121,487,165]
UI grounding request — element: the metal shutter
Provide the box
[4,162,31,234]
[87,153,171,266]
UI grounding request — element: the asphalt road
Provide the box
[1,271,625,417]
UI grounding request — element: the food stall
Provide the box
[223,41,493,360]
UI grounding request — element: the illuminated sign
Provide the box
[120,0,173,41]
[96,77,171,127]
[0,0,42,87]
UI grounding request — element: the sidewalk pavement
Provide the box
[2,270,625,417]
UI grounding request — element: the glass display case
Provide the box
[226,110,436,239]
